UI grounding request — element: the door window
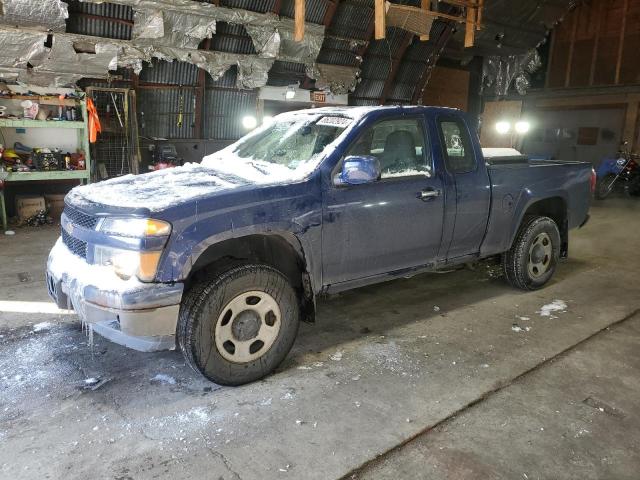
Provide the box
[345,118,431,178]
[439,118,475,173]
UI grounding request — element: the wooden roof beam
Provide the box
[379,30,413,103]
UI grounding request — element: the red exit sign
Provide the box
[311,91,326,103]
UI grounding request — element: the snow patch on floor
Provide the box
[330,350,343,361]
[151,374,177,385]
[538,300,568,318]
[33,322,53,332]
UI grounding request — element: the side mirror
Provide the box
[338,155,381,185]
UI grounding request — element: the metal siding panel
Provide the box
[280,0,328,24]
[206,66,238,88]
[68,1,134,20]
[66,16,132,40]
[388,82,414,102]
[139,60,199,85]
[360,57,390,80]
[220,0,275,13]
[317,38,362,67]
[210,22,257,54]
[138,88,197,139]
[349,97,378,106]
[329,2,372,40]
[367,28,407,57]
[352,78,384,99]
[204,89,257,140]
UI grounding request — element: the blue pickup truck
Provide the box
[47,106,594,385]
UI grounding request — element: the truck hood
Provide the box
[66,163,253,212]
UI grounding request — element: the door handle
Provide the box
[418,188,441,201]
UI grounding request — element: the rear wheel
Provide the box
[177,264,300,385]
[595,174,616,199]
[502,216,561,290]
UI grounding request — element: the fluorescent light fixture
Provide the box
[515,120,531,134]
[285,85,296,100]
[495,121,511,135]
[242,115,257,129]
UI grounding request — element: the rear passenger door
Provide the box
[437,116,491,259]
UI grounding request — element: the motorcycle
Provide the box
[595,142,640,199]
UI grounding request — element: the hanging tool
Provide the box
[177,85,184,129]
[110,92,124,129]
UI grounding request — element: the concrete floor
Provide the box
[0,199,639,480]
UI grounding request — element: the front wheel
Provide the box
[502,216,561,290]
[595,174,617,200]
[177,264,300,385]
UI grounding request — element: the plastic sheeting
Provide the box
[28,36,119,87]
[0,0,68,32]
[132,9,217,49]
[244,24,280,59]
[307,63,361,95]
[481,49,542,97]
[277,21,324,65]
[81,0,325,63]
[0,30,48,82]
[0,0,324,90]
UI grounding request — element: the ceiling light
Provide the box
[242,115,257,129]
[515,120,531,134]
[495,121,511,135]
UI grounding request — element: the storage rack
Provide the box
[0,93,92,230]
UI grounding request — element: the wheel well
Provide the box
[522,197,568,256]
[187,234,315,321]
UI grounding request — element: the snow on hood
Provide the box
[67,163,253,212]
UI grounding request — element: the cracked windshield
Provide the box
[233,115,352,172]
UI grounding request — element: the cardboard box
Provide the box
[45,193,66,219]
[15,195,45,222]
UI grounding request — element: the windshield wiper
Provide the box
[246,161,272,175]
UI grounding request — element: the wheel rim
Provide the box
[599,178,614,197]
[214,291,281,363]
[528,232,553,279]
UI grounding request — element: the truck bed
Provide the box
[480,159,592,257]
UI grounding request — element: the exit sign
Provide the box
[310,91,326,103]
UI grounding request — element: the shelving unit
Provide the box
[0,91,92,230]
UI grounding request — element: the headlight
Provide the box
[100,217,171,237]
[94,246,163,282]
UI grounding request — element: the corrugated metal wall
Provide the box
[204,89,258,140]
[138,88,197,139]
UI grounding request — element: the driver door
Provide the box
[321,116,445,286]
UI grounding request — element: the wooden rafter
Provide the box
[294,0,305,41]
[323,0,339,26]
[615,0,629,84]
[419,0,430,41]
[375,0,386,40]
[380,31,414,103]
[272,0,282,15]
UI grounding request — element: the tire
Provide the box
[502,216,561,291]
[595,174,616,200]
[177,263,300,386]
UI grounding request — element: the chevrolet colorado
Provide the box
[47,106,594,385]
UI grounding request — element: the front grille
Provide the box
[62,229,87,259]
[63,206,98,230]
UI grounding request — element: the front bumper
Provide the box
[47,239,183,352]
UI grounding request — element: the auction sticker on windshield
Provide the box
[317,116,351,127]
